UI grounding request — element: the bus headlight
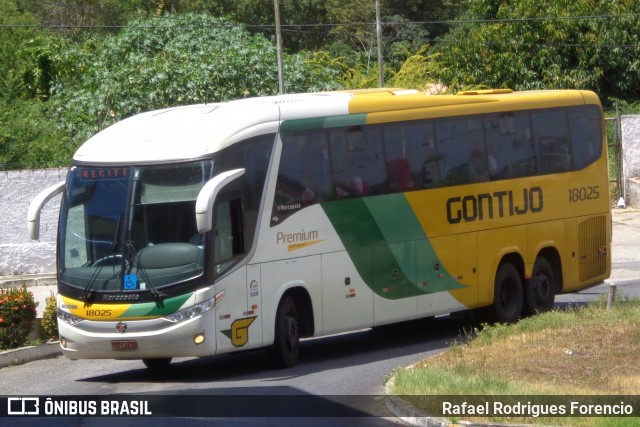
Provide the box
[57,308,84,325]
[162,291,224,323]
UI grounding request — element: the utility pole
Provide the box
[376,0,384,87]
[274,0,285,94]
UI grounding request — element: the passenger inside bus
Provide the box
[468,148,491,182]
[336,176,368,197]
[386,158,415,191]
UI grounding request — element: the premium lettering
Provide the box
[277,229,319,245]
[446,187,543,224]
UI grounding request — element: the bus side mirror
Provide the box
[27,181,66,241]
[195,168,245,233]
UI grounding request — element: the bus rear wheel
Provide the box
[525,257,556,315]
[270,296,300,368]
[492,263,523,323]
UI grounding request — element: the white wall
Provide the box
[622,115,640,207]
[0,169,67,276]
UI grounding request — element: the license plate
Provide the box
[111,340,138,351]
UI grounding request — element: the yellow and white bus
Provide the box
[28,88,611,369]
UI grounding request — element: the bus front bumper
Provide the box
[57,314,217,360]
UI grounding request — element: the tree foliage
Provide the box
[51,14,345,148]
[387,48,447,93]
[2,0,640,169]
[0,99,73,168]
[428,0,640,102]
[15,0,145,40]
[0,0,39,100]
[0,0,75,168]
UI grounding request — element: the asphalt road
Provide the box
[3,279,639,426]
[2,314,469,426]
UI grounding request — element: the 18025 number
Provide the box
[85,309,112,317]
[568,186,600,202]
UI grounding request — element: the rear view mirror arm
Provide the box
[195,168,245,233]
[27,181,66,241]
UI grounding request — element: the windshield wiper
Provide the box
[125,241,166,308]
[80,265,102,303]
[80,241,119,302]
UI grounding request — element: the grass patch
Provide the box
[389,299,640,426]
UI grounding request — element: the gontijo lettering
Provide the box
[447,187,543,224]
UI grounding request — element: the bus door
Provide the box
[215,267,250,354]
[213,198,252,354]
[245,263,263,349]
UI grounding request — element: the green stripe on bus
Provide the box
[121,293,193,318]
[280,114,367,133]
[363,194,426,243]
[321,194,465,299]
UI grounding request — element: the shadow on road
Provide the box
[78,315,472,386]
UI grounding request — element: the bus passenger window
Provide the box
[330,126,386,197]
[386,159,414,191]
[436,117,485,185]
[532,110,572,174]
[273,132,332,224]
[569,106,602,169]
[485,112,534,179]
[538,137,572,173]
[383,121,437,190]
[468,148,491,182]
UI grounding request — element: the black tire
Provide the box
[524,257,556,315]
[142,358,172,370]
[492,263,523,323]
[270,296,300,368]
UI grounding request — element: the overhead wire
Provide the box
[1,12,639,30]
[0,12,638,51]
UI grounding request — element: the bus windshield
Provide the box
[58,160,214,297]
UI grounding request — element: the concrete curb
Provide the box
[0,341,61,369]
[384,371,460,427]
[0,274,57,288]
[385,394,453,427]
[384,365,536,427]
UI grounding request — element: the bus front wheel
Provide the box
[270,295,300,368]
[525,257,556,315]
[492,263,523,323]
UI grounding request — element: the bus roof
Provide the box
[72,89,601,164]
